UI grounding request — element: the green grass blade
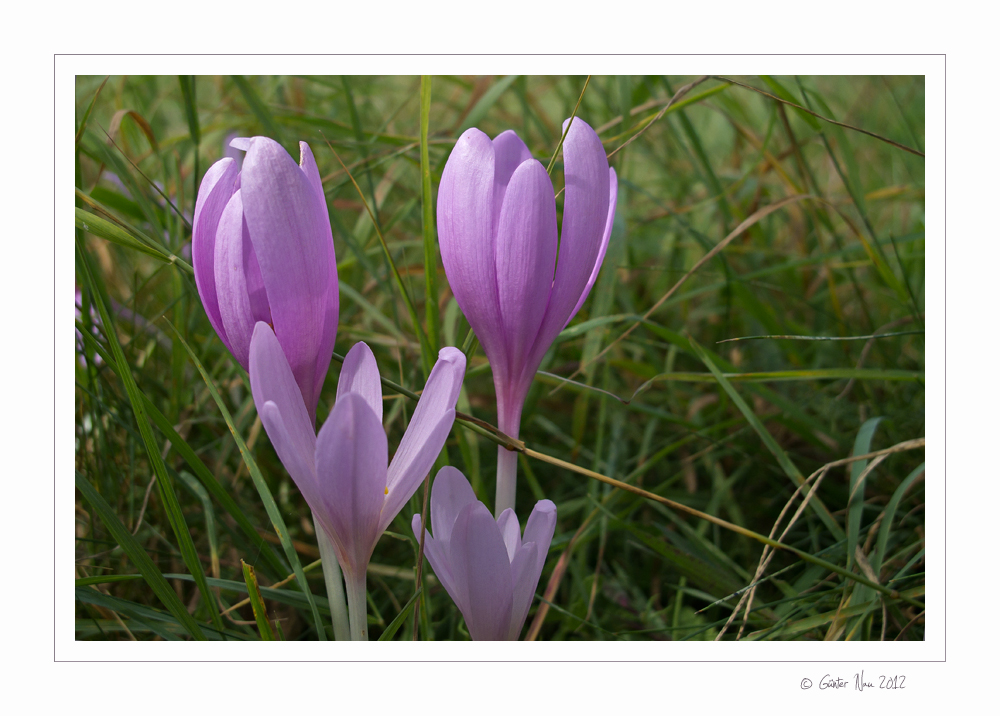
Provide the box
[326,141,436,376]
[242,560,276,640]
[75,207,192,273]
[796,82,914,315]
[573,319,841,448]
[808,90,866,212]
[165,571,331,614]
[178,75,201,188]
[847,417,884,569]
[176,469,220,579]
[665,76,733,229]
[75,473,206,640]
[75,207,159,257]
[231,75,287,149]
[167,323,328,640]
[75,325,289,579]
[338,281,406,341]
[547,76,591,174]
[742,586,924,640]
[378,587,422,641]
[75,587,252,641]
[614,515,745,598]
[601,84,731,144]
[76,239,222,632]
[75,587,184,641]
[75,76,108,146]
[76,574,145,588]
[458,75,518,134]
[873,463,925,577]
[759,75,821,131]
[420,75,440,353]
[718,330,924,343]
[340,76,382,223]
[88,185,146,225]
[78,132,167,239]
[687,334,845,540]
[663,368,917,384]
[178,76,201,145]
[841,418,886,639]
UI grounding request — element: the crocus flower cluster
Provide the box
[249,322,466,640]
[437,118,617,514]
[193,136,339,422]
[413,467,556,640]
[192,118,613,640]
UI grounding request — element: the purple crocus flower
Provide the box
[249,322,466,640]
[412,466,556,640]
[193,136,339,423]
[437,118,617,514]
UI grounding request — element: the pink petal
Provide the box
[336,341,383,424]
[490,130,534,238]
[508,541,539,640]
[496,507,521,562]
[566,167,618,326]
[523,498,558,568]
[412,513,465,616]
[507,500,556,640]
[529,118,611,367]
[242,230,271,326]
[259,401,321,515]
[315,393,388,579]
[450,502,514,641]
[192,157,239,352]
[437,129,507,377]
[214,190,258,368]
[429,466,478,545]
[240,136,336,419]
[297,141,327,207]
[249,323,318,502]
[297,141,340,415]
[380,347,466,532]
[494,159,558,375]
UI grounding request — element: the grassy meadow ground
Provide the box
[74,74,925,641]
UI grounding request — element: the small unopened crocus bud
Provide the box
[193,136,339,422]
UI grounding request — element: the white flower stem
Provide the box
[314,513,350,641]
[346,572,369,641]
[495,446,518,516]
[495,395,523,517]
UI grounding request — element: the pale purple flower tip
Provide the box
[193,136,339,422]
[412,467,557,640]
[223,132,245,169]
[249,323,467,583]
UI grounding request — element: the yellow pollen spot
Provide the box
[384,487,389,495]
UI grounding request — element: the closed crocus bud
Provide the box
[437,118,617,515]
[412,466,557,641]
[249,323,467,640]
[193,136,339,423]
